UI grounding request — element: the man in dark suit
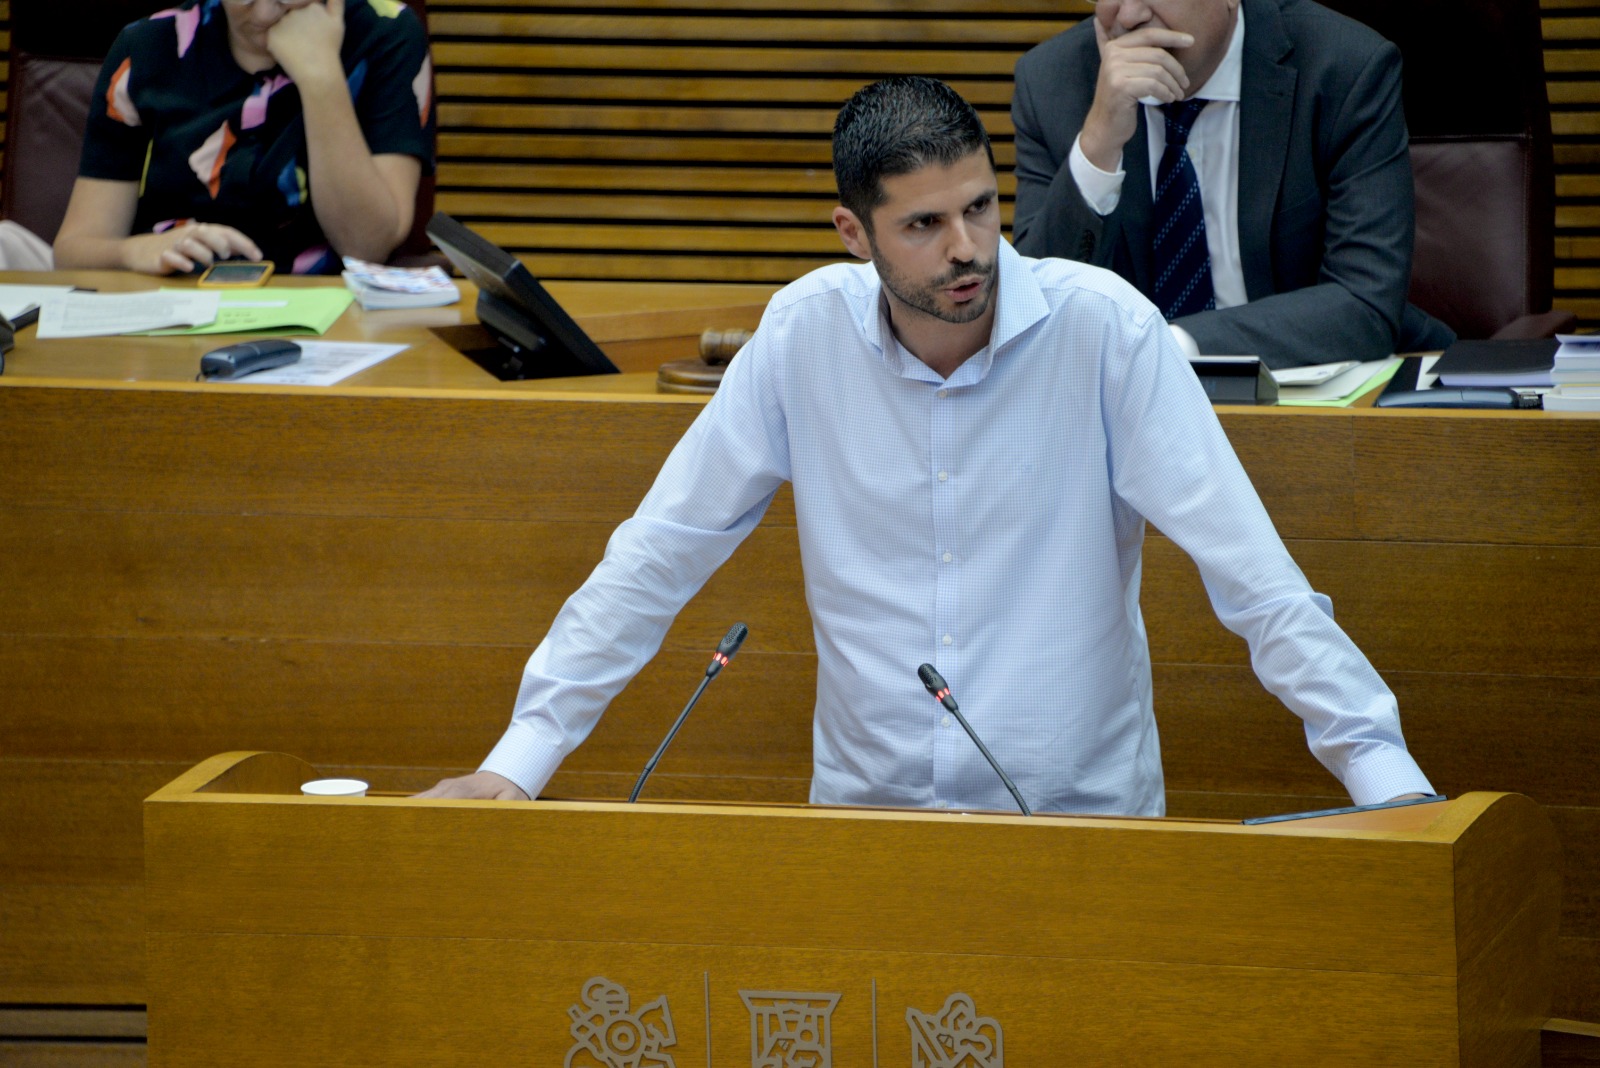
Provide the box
[1011,0,1452,368]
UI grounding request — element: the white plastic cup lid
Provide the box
[300,778,369,796]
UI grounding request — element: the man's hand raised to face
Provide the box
[1079,19,1194,172]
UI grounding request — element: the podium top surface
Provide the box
[148,751,1495,842]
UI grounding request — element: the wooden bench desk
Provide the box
[1,271,1596,1026]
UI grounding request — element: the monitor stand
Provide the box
[430,323,548,381]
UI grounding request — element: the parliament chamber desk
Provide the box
[2,272,1598,1036]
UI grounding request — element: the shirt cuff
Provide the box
[1070,133,1125,217]
[1339,746,1436,807]
[480,721,567,801]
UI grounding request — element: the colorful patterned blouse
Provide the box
[80,0,436,274]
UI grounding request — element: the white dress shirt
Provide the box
[481,238,1432,814]
[1069,6,1248,309]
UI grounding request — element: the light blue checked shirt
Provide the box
[482,239,1432,814]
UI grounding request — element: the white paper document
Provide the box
[238,341,407,386]
[0,283,75,323]
[1270,360,1359,386]
[1275,357,1401,403]
[36,289,221,338]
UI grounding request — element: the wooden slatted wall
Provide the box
[3,0,1600,315]
[425,0,1068,282]
[1545,0,1600,319]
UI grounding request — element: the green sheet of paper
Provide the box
[138,287,354,336]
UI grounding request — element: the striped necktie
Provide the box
[1151,98,1216,320]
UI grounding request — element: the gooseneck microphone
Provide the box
[628,623,750,803]
[916,663,1033,817]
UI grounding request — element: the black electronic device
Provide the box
[1187,356,1279,405]
[1375,355,1544,409]
[1375,387,1524,409]
[0,313,13,376]
[198,338,302,381]
[197,260,274,288]
[424,212,619,381]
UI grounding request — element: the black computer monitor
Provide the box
[424,212,619,379]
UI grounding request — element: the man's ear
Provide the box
[832,206,873,262]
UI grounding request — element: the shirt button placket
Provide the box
[930,384,960,806]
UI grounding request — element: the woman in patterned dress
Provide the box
[54,0,435,275]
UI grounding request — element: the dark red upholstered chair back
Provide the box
[1,0,437,260]
[1319,0,1569,338]
[0,53,103,243]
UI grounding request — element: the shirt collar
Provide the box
[1192,3,1245,103]
[863,237,1050,386]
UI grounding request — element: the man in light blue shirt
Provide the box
[421,76,1432,814]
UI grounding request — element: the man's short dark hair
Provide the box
[833,76,995,232]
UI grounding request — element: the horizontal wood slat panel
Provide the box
[436,71,1018,105]
[428,0,1071,10]
[0,512,812,649]
[1351,413,1600,545]
[8,640,1596,808]
[0,387,724,523]
[520,252,836,282]
[437,104,1021,136]
[1555,938,1600,1019]
[436,132,1019,166]
[436,191,843,222]
[0,884,146,1004]
[476,221,840,253]
[1142,535,1600,676]
[431,13,1069,45]
[4,504,1594,676]
[0,1046,146,1067]
[1151,664,1600,807]
[439,101,853,134]
[1544,16,1600,39]
[439,162,844,193]
[431,42,1030,76]
[0,1010,146,1040]
[0,640,818,776]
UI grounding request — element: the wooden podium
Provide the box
[145,752,1561,1067]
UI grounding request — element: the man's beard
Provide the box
[873,249,997,325]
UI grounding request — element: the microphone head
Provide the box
[718,622,750,660]
[916,662,946,695]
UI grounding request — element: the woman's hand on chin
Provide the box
[267,0,347,86]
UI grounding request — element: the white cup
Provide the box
[300,778,369,797]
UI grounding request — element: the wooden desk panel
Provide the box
[0,275,1595,1022]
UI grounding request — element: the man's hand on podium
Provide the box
[414,770,530,801]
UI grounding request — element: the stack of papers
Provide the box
[341,257,461,310]
[1544,385,1600,411]
[1272,357,1403,406]
[1553,333,1600,386]
[0,283,75,326]
[37,290,222,338]
[33,287,353,339]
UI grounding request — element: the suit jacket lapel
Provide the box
[1237,0,1296,300]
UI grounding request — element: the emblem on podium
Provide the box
[738,989,841,1067]
[906,993,1003,1068]
[565,977,678,1068]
